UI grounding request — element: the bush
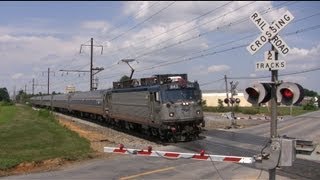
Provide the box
[38,109,52,118]
[201,99,207,107]
[303,103,317,110]
[217,99,224,110]
[0,101,14,106]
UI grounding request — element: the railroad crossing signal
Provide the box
[224,98,240,104]
[244,83,271,105]
[244,82,304,106]
[247,11,294,56]
[277,82,304,105]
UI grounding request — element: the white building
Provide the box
[65,85,76,93]
[202,90,252,107]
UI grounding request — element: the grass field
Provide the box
[0,104,91,170]
[203,106,316,116]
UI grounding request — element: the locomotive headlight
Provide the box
[182,102,186,105]
[169,112,174,117]
[196,110,201,115]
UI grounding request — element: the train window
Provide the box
[163,89,196,102]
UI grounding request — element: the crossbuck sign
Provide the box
[247,11,294,56]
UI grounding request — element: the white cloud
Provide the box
[123,1,153,19]
[81,20,111,32]
[249,73,257,77]
[122,1,287,33]
[286,44,320,62]
[11,73,24,79]
[208,64,230,73]
[282,75,307,82]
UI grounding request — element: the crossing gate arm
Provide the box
[104,145,254,164]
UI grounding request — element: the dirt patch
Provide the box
[57,117,114,155]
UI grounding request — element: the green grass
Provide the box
[0,105,16,124]
[203,106,317,116]
[0,104,91,170]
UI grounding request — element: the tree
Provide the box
[303,88,318,97]
[217,99,224,110]
[119,75,130,82]
[0,87,10,102]
[15,90,29,103]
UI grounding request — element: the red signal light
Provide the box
[281,89,293,99]
[277,82,304,106]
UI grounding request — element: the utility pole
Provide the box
[25,84,27,94]
[48,68,50,94]
[269,45,278,180]
[31,79,46,95]
[90,38,93,91]
[32,78,35,95]
[61,38,103,91]
[224,75,230,107]
[40,68,54,95]
[13,85,16,102]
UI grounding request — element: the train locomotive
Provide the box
[30,74,205,142]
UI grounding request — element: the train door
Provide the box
[105,92,111,117]
[150,91,161,124]
[149,92,155,124]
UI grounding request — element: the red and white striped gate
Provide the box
[104,144,254,164]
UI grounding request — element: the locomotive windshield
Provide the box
[162,89,200,102]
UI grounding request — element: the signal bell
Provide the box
[277,82,304,106]
[244,83,271,105]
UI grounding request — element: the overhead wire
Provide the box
[99,1,161,41]
[97,6,319,79]
[118,1,257,61]
[102,1,176,43]
[99,1,294,72]
[228,66,320,80]
[130,1,297,61]
[49,3,320,91]
[97,22,320,82]
[102,1,234,55]
[98,1,258,73]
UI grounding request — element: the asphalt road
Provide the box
[4,110,320,180]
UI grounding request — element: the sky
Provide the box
[0,1,320,96]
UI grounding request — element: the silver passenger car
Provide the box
[69,90,106,116]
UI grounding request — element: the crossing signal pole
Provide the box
[269,45,278,179]
[224,75,230,107]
